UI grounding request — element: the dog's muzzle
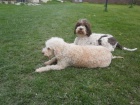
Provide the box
[76,26,86,35]
[42,48,46,54]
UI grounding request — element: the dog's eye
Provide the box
[76,23,81,27]
[76,24,80,27]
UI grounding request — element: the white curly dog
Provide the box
[35,37,122,72]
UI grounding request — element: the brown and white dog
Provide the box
[74,19,137,52]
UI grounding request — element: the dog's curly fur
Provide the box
[36,37,115,72]
[74,19,137,52]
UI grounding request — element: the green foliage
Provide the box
[0,3,140,105]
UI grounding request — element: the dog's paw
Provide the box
[35,68,44,73]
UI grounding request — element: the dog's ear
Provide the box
[53,47,61,56]
[74,22,79,34]
[85,23,92,37]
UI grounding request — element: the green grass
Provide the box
[0,3,140,105]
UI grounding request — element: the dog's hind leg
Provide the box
[112,56,124,59]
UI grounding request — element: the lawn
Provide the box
[0,2,140,105]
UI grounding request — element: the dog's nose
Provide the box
[79,28,83,30]
[42,48,46,54]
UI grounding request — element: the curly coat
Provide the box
[36,37,113,72]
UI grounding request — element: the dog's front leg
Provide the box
[35,65,66,73]
[44,57,57,65]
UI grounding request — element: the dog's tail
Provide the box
[112,56,124,59]
[123,47,137,51]
[116,43,137,52]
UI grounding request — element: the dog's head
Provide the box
[74,19,92,37]
[42,37,65,58]
[42,47,55,59]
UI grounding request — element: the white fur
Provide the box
[74,33,116,51]
[36,37,114,72]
